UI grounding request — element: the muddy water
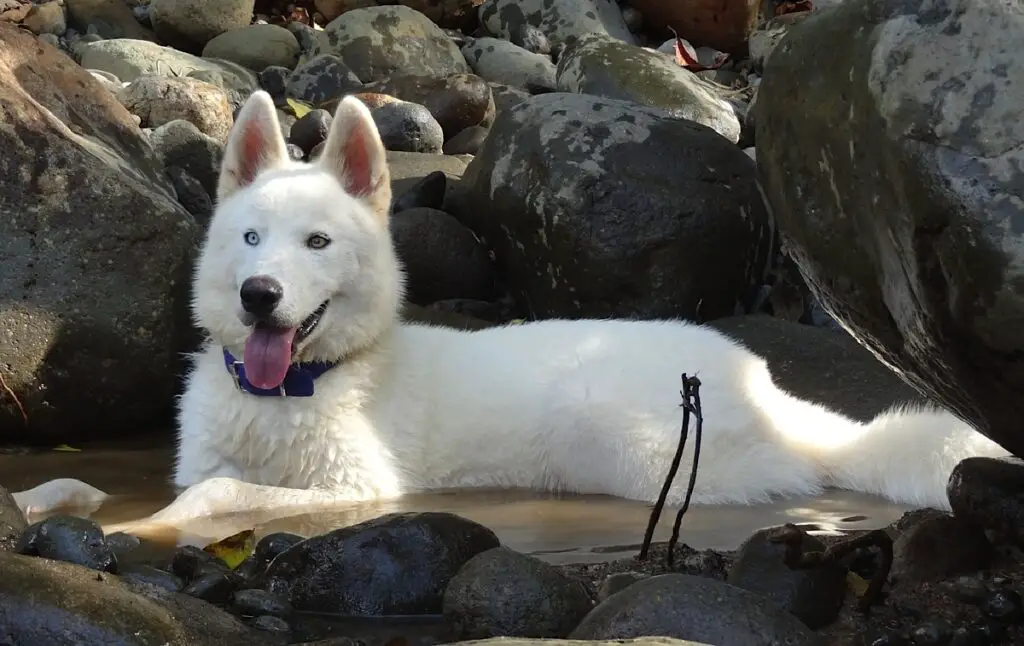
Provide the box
[0,434,913,564]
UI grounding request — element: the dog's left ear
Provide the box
[318,96,392,223]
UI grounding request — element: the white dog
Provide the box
[12,91,1007,524]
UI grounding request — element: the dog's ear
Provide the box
[318,95,392,223]
[217,91,288,202]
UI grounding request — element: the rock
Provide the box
[77,38,259,91]
[748,14,811,69]
[16,515,117,573]
[427,298,509,324]
[391,207,497,304]
[462,37,557,92]
[149,0,255,54]
[258,65,291,98]
[402,302,496,331]
[393,169,448,213]
[727,525,847,629]
[149,119,224,201]
[629,0,760,54]
[388,150,469,211]
[0,551,271,645]
[252,614,291,635]
[120,74,234,142]
[510,24,551,56]
[488,81,530,116]
[170,544,225,581]
[360,73,494,140]
[287,53,363,106]
[0,486,26,552]
[452,93,772,322]
[66,0,157,40]
[948,457,1024,545]
[890,514,992,583]
[556,33,741,144]
[569,573,821,645]
[443,125,488,155]
[0,24,198,445]
[167,166,215,225]
[254,532,305,565]
[443,546,593,640]
[756,0,1024,457]
[314,0,484,31]
[257,512,500,614]
[596,573,647,603]
[313,6,470,83]
[445,640,712,646]
[182,571,239,603]
[120,564,186,592]
[479,0,635,48]
[290,109,333,156]
[23,1,67,36]
[371,100,445,153]
[202,24,300,72]
[232,588,293,618]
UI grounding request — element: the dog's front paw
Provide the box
[148,476,251,524]
[11,478,109,518]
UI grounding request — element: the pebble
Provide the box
[254,532,304,564]
[182,571,238,604]
[16,515,117,573]
[289,109,333,156]
[232,588,293,618]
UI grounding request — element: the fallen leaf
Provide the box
[775,0,815,16]
[847,571,870,597]
[669,27,730,72]
[286,97,314,119]
[203,529,256,569]
[53,444,81,452]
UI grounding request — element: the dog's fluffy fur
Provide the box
[15,91,1007,523]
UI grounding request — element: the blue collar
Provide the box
[222,347,338,397]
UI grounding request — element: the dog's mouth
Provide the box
[242,300,329,390]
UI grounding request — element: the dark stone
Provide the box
[257,511,500,615]
[258,65,292,98]
[392,169,447,214]
[149,119,224,204]
[0,486,26,552]
[596,572,647,603]
[170,544,223,581]
[119,564,185,593]
[891,514,991,583]
[182,571,239,604]
[16,515,117,573]
[232,588,293,618]
[982,589,1023,623]
[371,101,444,154]
[255,532,304,565]
[289,109,333,156]
[287,54,363,107]
[948,457,1024,544]
[756,0,1024,457]
[360,73,495,139]
[443,125,489,155]
[166,165,213,226]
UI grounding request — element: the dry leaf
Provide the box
[53,444,81,452]
[847,571,870,597]
[286,97,314,119]
[202,529,256,569]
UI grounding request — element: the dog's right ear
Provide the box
[217,91,288,202]
[318,95,392,223]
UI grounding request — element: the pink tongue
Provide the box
[243,326,299,390]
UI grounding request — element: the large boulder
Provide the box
[0,25,199,445]
[756,0,1024,456]
[451,93,773,322]
[479,0,635,47]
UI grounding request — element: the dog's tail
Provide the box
[819,404,1007,510]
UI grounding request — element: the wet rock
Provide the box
[360,73,495,140]
[452,93,772,322]
[569,573,822,645]
[290,109,333,156]
[0,486,26,552]
[233,588,293,618]
[372,100,445,154]
[149,119,225,200]
[170,544,224,581]
[17,515,117,573]
[183,571,239,604]
[462,37,557,92]
[253,614,291,635]
[891,514,991,583]
[443,546,593,640]
[982,588,1023,623]
[255,532,305,565]
[630,0,760,54]
[948,457,1024,545]
[313,6,470,83]
[479,0,635,47]
[392,169,447,213]
[756,0,1024,457]
[728,525,847,629]
[149,0,254,54]
[202,23,301,72]
[911,619,954,645]
[0,25,199,444]
[556,33,740,144]
[443,125,488,155]
[287,54,363,106]
[104,532,142,559]
[0,551,270,645]
[120,564,186,593]
[258,511,500,614]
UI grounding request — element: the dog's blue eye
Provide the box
[243,230,260,246]
[307,234,330,249]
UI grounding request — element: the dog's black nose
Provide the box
[240,275,283,316]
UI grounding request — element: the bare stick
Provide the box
[667,376,703,569]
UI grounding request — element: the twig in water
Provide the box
[0,371,27,425]
[638,373,703,567]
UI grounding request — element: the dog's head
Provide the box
[192,90,404,389]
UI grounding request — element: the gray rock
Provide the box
[391,207,497,305]
[0,26,199,444]
[0,486,26,552]
[167,166,214,226]
[149,0,254,54]
[890,513,992,583]
[258,65,291,98]
[446,640,713,646]
[286,54,363,107]
[77,38,258,91]
[66,0,157,40]
[451,92,772,322]
[257,512,500,614]
[372,100,445,154]
[556,33,741,144]
[569,573,822,645]
[462,37,556,92]
[392,170,448,214]
[313,6,470,83]
[362,73,494,141]
[149,119,224,201]
[443,546,593,640]
[119,564,185,593]
[488,82,531,116]
[756,0,1024,457]
[948,457,1024,546]
[596,573,647,603]
[202,24,301,72]
[119,74,234,141]
[727,525,847,629]
[0,551,272,645]
[479,0,635,48]
[231,588,293,618]
[443,125,489,156]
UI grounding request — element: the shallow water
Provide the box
[0,434,913,563]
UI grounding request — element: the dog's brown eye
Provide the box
[307,234,330,249]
